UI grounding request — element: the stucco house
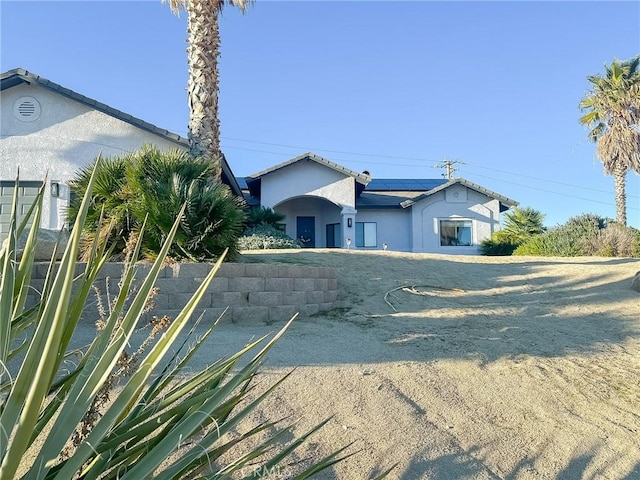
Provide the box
[2,68,517,254]
[240,153,518,254]
[0,68,241,238]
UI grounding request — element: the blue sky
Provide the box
[2,1,639,229]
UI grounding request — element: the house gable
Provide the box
[401,178,518,212]
[405,181,517,253]
[245,153,371,209]
[1,68,246,234]
[260,159,357,209]
[0,68,241,197]
[1,68,186,144]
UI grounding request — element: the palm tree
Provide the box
[68,145,247,261]
[166,0,254,163]
[580,56,640,225]
[497,207,546,245]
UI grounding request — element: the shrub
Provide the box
[245,206,286,230]
[481,206,545,256]
[68,145,247,261]
[0,165,351,479]
[514,213,611,257]
[239,224,302,250]
[513,228,583,256]
[581,223,640,257]
[562,213,607,238]
[479,237,519,256]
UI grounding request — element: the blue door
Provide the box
[296,216,315,248]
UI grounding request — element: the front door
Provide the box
[296,216,315,248]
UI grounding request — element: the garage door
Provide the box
[0,181,43,241]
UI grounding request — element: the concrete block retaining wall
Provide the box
[28,262,338,323]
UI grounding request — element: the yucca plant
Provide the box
[0,163,353,479]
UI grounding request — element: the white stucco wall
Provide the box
[410,185,502,254]
[1,83,184,230]
[261,162,356,210]
[354,209,412,252]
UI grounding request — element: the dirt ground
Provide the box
[189,249,640,480]
[61,249,639,479]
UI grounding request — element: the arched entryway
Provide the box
[274,195,345,248]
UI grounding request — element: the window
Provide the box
[355,222,377,248]
[440,220,472,246]
[326,223,341,248]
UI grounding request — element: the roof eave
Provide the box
[1,68,188,146]
[2,68,244,198]
[247,152,372,185]
[400,178,518,209]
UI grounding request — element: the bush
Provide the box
[581,223,640,257]
[513,228,583,256]
[481,206,545,256]
[239,224,302,250]
[479,237,519,256]
[0,165,351,479]
[245,206,286,230]
[562,213,607,238]
[513,213,615,257]
[68,145,247,261]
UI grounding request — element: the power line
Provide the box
[221,143,640,201]
[221,136,443,163]
[434,159,464,180]
[220,136,639,199]
[465,170,640,211]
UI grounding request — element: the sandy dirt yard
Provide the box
[186,249,640,480]
[66,249,639,479]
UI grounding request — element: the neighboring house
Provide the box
[0,68,241,239]
[239,152,518,254]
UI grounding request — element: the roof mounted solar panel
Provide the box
[365,179,448,191]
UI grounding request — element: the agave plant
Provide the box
[0,162,352,479]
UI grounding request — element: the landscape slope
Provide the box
[69,249,639,479]
[215,250,640,480]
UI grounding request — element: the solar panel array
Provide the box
[237,177,448,192]
[365,179,447,191]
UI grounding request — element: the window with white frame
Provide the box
[439,219,472,246]
[355,222,377,247]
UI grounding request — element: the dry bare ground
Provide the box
[210,250,640,480]
[75,249,640,479]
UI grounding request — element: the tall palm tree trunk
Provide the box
[612,163,627,225]
[186,0,222,164]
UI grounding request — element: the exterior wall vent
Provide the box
[14,96,41,122]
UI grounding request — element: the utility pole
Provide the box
[435,159,464,179]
